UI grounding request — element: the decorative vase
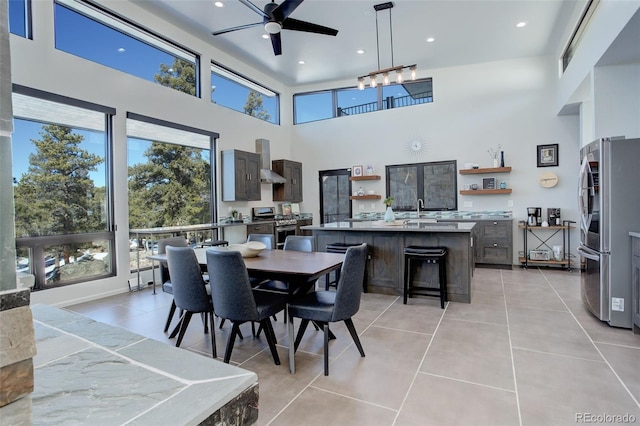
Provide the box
[500,151,505,167]
[384,206,395,222]
[493,158,499,168]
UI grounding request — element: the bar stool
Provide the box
[403,246,447,308]
[325,242,368,292]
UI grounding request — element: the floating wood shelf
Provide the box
[350,195,382,200]
[459,167,511,175]
[350,175,381,181]
[459,189,512,195]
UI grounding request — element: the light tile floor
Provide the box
[65,267,640,425]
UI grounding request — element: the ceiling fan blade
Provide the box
[282,18,338,36]
[238,0,268,18]
[270,32,282,56]
[272,0,303,21]
[212,21,263,36]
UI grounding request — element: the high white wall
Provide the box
[292,56,581,265]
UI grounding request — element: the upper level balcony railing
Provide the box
[337,91,433,117]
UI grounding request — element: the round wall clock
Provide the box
[405,137,427,158]
[538,171,559,188]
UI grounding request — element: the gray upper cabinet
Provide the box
[221,149,261,201]
[272,159,303,202]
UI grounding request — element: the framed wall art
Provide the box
[482,177,496,189]
[537,144,559,167]
[352,165,364,177]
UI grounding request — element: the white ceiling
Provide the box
[134,0,587,87]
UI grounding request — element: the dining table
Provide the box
[147,247,345,294]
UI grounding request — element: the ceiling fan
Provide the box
[211,0,339,56]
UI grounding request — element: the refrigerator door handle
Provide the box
[577,245,600,261]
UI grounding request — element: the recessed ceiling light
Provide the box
[213,1,224,7]
[425,37,435,43]
[357,49,365,54]
[298,60,305,65]
[516,21,527,28]
[262,34,269,39]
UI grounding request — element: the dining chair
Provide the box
[158,236,188,333]
[166,246,216,358]
[247,233,275,249]
[287,243,367,375]
[254,235,316,294]
[206,248,286,365]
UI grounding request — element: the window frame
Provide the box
[8,0,32,38]
[12,84,117,290]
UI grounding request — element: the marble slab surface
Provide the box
[0,304,257,425]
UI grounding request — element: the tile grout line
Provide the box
[265,296,400,425]
[503,269,524,426]
[391,299,448,426]
[539,269,640,409]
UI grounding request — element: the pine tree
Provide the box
[244,89,271,121]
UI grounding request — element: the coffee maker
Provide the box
[527,207,542,226]
[547,208,561,226]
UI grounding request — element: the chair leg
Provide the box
[169,310,185,338]
[164,300,176,333]
[288,314,296,374]
[323,323,329,376]
[209,312,217,358]
[175,312,193,347]
[344,318,365,357]
[293,319,310,352]
[223,322,240,363]
[262,318,281,365]
[219,318,226,329]
[202,312,209,334]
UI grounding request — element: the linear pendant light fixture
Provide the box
[357,2,416,90]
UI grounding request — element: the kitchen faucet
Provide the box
[417,199,425,217]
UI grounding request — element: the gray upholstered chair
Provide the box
[158,236,188,333]
[247,233,275,249]
[166,246,216,358]
[283,235,316,252]
[206,248,286,365]
[287,243,367,375]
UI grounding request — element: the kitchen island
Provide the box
[303,221,476,303]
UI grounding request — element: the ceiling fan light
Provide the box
[264,21,282,34]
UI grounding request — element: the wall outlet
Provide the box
[611,297,624,311]
[463,201,472,208]
[508,200,514,207]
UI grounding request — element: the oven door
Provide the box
[578,244,609,322]
[275,226,297,249]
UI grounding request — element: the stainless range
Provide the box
[251,207,312,249]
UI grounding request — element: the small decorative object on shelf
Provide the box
[352,165,364,177]
[500,151,505,167]
[366,165,374,175]
[488,144,503,168]
[383,197,395,222]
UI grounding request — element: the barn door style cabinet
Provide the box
[221,149,261,201]
[272,159,303,202]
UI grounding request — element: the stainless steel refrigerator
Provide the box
[578,137,640,329]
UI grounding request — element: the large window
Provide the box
[12,86,115,290]
[54,0,199,96]
[8,0,30,38]
[126,114,217,272]
[211,63,279,125]
[386,160,457,212]
[294,78,433,124]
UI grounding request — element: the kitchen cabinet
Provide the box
[246,221,274,236]
[272,159,303,202]
[519,221,575,269]
[221,150,261,201]
[632,233,640,334]
[474,219,513,268]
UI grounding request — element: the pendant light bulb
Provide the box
[370,75,377,88]
[383,72,390,85]
[357,77,365,90]
[396,69,403,84]
[410,66,417,80]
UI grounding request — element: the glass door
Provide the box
[319,169,351,224]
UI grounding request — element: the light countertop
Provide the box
[303,221,476,233]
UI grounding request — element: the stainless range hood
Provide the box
[256,139,286,184]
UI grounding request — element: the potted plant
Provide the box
[383,197,395,222]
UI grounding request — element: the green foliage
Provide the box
[154,58,196,96]
[13,124,104,238]
[244,90,271,122]
[127,142,211,228]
